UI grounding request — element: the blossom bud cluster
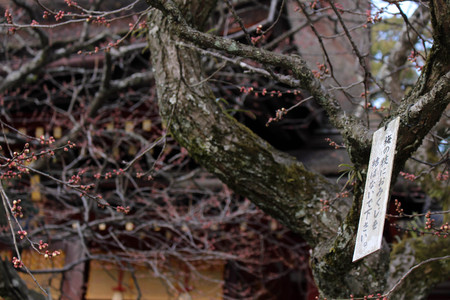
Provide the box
[366,10,382,24]
[425,212,448,238]
[266,108,287,126]
[94,168,124,180]
[408,51,423,71]
[116,206,130,214]
[4,9,16,34]
[12,257,23,268]
[319,199,329,211]
[324,138,344,149]
[436,171,448,181]
[399,171,416,182]
[55,10,65,21]
[394,199,403,215]
[364,102,386,113]
[240,86,302,98]
[312,63,329,79]
[65,0,78,7]
[11,199,23,218]
[44,250,61,259]
[39,240,49,250]
[1,140,75,180]
[18,230,27,239]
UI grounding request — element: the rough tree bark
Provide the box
[146,0,449,299]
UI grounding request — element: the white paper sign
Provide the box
[353,117,400,262]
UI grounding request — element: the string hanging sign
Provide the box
[353,117,400,262]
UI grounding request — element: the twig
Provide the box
[384,255,450,298]
[393,3,428,58]
[328,1,371,127]
[224,0,252,44]
[387,209,450,219]
[0,182,49,296]
[297,1,355,105]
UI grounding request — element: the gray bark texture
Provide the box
[145,0,450,299]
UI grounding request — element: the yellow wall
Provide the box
[1,250,224,300]
[1,249,64,299]
[85,260,224,300]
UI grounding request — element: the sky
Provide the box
[370,1,422,107]
[372,0,418,17]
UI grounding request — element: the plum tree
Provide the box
[0,0,449,299]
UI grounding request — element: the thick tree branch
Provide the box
[146,0,372,167]
[147,2,350,248]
